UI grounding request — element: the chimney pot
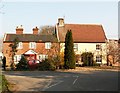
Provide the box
[16,25,23,34]
[58,18,64,27]
[33,26,39,34]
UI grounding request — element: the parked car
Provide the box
[28,60,41,70]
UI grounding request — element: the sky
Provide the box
[0,0,119,39]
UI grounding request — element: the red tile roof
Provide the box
[57,24,107,43]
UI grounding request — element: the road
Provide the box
[2,69,119,92]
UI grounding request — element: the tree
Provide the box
[39,25,55,35]
[118,39,120,63]
[41,43,62,69]
[0,36,3,52]
[9,37,19,70]
[64,30,76,69]
[16,55,28,71]
[106,40,119,66]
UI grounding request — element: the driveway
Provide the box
[2,68,119,92]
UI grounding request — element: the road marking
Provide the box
[42,80,52,91]
[43,80,63,91]
[73,76,79,85]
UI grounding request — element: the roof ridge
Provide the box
[65,23,102,26]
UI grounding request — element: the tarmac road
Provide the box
[2,69,119,92]
[44,71,119,91]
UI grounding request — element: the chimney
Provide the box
[33,26,39,34]
[58,18,64,27]
[16,25,23,34]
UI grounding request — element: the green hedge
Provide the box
[38,59,56,71]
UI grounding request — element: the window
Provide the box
[45,42,51,49]
[14,55,21,64]
[96,44,101,50]
[17,42,23,49]
[29,42,36,49]
[74,43,78,51]
[96,55,102,63]
[39,54,48,61]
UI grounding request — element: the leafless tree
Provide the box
[106,39,119,66]
[0,36,3,52]
[39,25,55,35]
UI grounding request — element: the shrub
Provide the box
[81,52,94,66]
[38,59,56,71]
[2,75,11,93]
[16,55,29,71]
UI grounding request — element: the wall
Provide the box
[60,43,107,64]
[3,42,59,66]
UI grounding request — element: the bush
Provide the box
[81,52,94,66]
[2,75,11,93]
[16,55,29,71]
[38,59,56,71]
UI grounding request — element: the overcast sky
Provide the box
[0,0,119,39]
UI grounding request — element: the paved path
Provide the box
[2,68,119,92]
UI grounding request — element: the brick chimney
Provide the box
[58,18,64,27]
[33,26,39,34]
[16,25,23,34]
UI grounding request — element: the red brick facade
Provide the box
[3,26,58,66]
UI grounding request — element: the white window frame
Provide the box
[96,44,101,51]
[74,43,78,51]
[14,55,21,64]
[45,42,51,49]
[29,42,36,49]
[96,55,102,63]
[17,42,23,49]
[39,54,48,61]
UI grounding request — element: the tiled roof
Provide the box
[57,24,107,43]
[4,34,58,42]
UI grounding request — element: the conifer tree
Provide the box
[64,30,76,69]
[16,55,28,70]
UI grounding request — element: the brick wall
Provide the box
[3,42,59,66]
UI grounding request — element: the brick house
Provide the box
[3,18,108,67]
[3,26,58,66]
[55,18,107,65]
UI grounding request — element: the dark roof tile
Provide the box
[4,34,57,42]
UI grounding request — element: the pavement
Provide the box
[2,67,120,92]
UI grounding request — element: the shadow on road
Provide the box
[1,69,119,92]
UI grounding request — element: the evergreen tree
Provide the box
[64,30,76,69]
[16,55,28,70]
